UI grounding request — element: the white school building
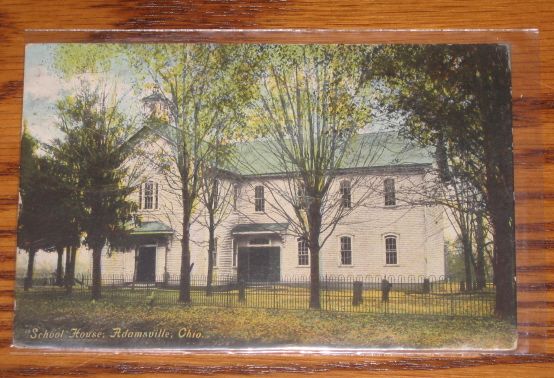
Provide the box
[96,127,445,283]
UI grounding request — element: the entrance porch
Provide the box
[232,223,288,283]
[130,221,174,284]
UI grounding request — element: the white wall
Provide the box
[37,133,446,282]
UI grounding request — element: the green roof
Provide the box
[232,223,289,234]
[230,131,434,176]
[131,221,174,235]
[126,125,434,177]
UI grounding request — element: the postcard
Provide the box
[14,41,517,350]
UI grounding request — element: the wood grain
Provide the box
[1,1,554,376]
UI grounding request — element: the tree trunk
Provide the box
[485,140,516,319]
[308,200,322,309]
[206,223,215,296]
[479,45,516,321]
[70,247,77,287]
[475,211,486,290]
[179,215,192,303]
[64,246,78,294]
[65,246,72,294]
[24,248,36,291]
[488,185,516,319]
[132,246,138,283]
[493,221,515,320]
[56,246,64,286]
[461,231,473,291]
[91,245,102,300]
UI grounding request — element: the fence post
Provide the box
[352,281,363,306]
[423,278,430,294]
[238,279,246,303]
[450,279,454,316]
[460,280,466,292]
[381,278,392,303]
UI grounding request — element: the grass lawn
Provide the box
[16,283,496,317]
[13,290,516,350]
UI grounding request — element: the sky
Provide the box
[23,44,141,145]
[23,44,62,143]
[23,43,405,147]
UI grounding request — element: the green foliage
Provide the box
[252,45,374,170]
[53,44,119,76]
[47,84,138,268]
[367,45,515,318]
[444,240,467,281]
[121,44,263,301]
[366,44,513,210]
[240,45,379,309]
[18,125,42,250]
[18,125,78,251]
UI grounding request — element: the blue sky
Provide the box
[23,44,61,143]
[23,44,141,145]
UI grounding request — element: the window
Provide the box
[340,236,352,265]
[254,185,265,212]
[297,238,309,266]
[249,237,270,246]
[340,180,351,208]
[139,180,158,210]
[232,239,237,267]
[384,178,396,206]
[212,238,218,267]
[385,236,398,265]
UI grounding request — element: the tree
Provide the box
[30,145,83,289]
[126,44,259,303]
[18,124,84,290]
[240,45,381,309]
[367,44,515,319]
[50,84,138,300]
[198,137,235,295]
[410,145,485,289]
[18,126,42,290]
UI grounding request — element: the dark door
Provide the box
[237,247,280,282]
[136,246,156,282]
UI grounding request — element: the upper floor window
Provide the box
[384,178,396,206]
[340,236,352,265]
[340,180,351,208]
[254,185,265,212]
[385,235,398,265]
[139,180,158,210]
[297,238,309,266]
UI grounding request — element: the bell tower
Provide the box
[142,86,168,119]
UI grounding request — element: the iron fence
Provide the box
[17,274,496,317]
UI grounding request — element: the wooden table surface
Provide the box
[1,1,554,376]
